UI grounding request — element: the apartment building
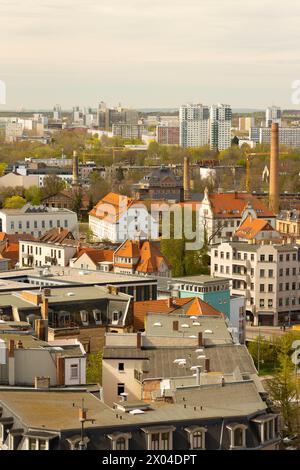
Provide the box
[0,334,86,387]
[112,123,144,140]
[0,205,79,238]
[211,241,300,326]
[0,384,280,450]
[265,106,282,127]
[89,192,159,243]
[252,127,300,147]
[239,117,255,132]
[19,228,78,268]
[276,210,300,241]
[200,189,276,244]
[156,125,180,145]
[179,104,210,148]
[210,104,232,151]
[114,240,172,277]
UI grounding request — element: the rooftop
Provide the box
[0,381,267,430]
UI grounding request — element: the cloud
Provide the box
[0,0,300,108]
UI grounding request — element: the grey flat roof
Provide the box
[103,344,257,379]
[173,275,229,284]
[0,382,266,430]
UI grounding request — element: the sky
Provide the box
[1,0,300,110]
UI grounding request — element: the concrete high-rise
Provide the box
[210,104,232,151]
[179,103,210,148]
[269,122,280,215]
[266,106,281,127]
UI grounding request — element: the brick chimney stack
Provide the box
[269,122,280,214]
[183,156,191,201]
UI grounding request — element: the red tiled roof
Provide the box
[89,192,137,223]
[38,228,74,244]
[206,193,275,219]
[114,240,172,274]
[235,215,275,240]
[133,297,223,330]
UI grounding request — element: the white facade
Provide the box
[259,127,300,147]
[265,106,281,127]
[210,104,232,151]
[19,239,77,268]
[211,241,300,326]
[229,296,246,344]
[5,121,24,142]
[89,206,159,243]
[0,205,78,238]
[179,104,210,148]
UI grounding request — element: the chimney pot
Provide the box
[137,332,142,349]
[204,358,210,373]
[198,332,203,347]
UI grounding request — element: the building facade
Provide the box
[179,104,210,148]
[210,104,232,151]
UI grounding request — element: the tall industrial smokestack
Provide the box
[183,156,191,201]
[72,150,79,187]
[269,122,279,214]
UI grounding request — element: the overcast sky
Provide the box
[1,0,300,110]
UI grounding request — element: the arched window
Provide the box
[116,437,126,450]
[234,428,244,447]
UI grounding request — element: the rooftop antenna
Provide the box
[73,398,95,450]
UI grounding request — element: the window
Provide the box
[26,221,30,229]
[279,269,283,277]
[18,221,22,229]
[39,440,47,451]
[268,284,273,293]
[116,437,126,450]
[260,255,265,262]
[234,428,244,447]
[151,433,160,450]
[64,219,68,228]
[268,270,273,278]
[34,221,37,228]
[118,363,125,372]
[269,255,273,262]
[70,364,79,379]
[161,432,169,450]
[227,424,247,449]
[28,438,37,450]
[260,270,265,278]
[42,220,45,228]
[49,220,53,228]
[10,222,14,230]
[260,284,265,293]
[286,254,290,262]
[260,299,265,308]
[57,220,61,228]
[117,383,125,396]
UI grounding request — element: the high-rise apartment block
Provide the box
[156,124,180,145]
[266,106,281,127]
[210,104,232,151]
[239,117,254,132]
[179,104,210,148]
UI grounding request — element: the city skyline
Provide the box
[1,0,300,109]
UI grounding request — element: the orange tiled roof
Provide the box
[206,193,275,219]
[133,298,191,330]
[73,247,114,264]
[133,297,223,330]
[37,228,74,244]
[235,215,279,240]
[89,192,137,223]
[114,240,172,274]
[0,241,19,266]
[185,297,225,317]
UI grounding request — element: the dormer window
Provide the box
[226,423,247,449]
[185,426,207,450]
[252,414,278,444]
[80,310,89,325]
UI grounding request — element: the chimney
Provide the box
[198,332,203,347]
[221,376,225,387]
[137,332,142,349]
[183,156,191,201]
[41,298,49,320]
[173,320,179,331]
[204,358,210,373]
[34,376,50,389]
[167,297,173,309]
[56,356,65,386]
[8,340,14,358]
[269,122,279,214]
[35,319,48,342]
[72,150,79,187]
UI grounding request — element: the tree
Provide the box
[4,195,27,209]
[88,172,111,203]
[72,191,83,217]
[86,352,102,384]
[41,175,66,198]
[266,333,300,435]
[24,186,41,205]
